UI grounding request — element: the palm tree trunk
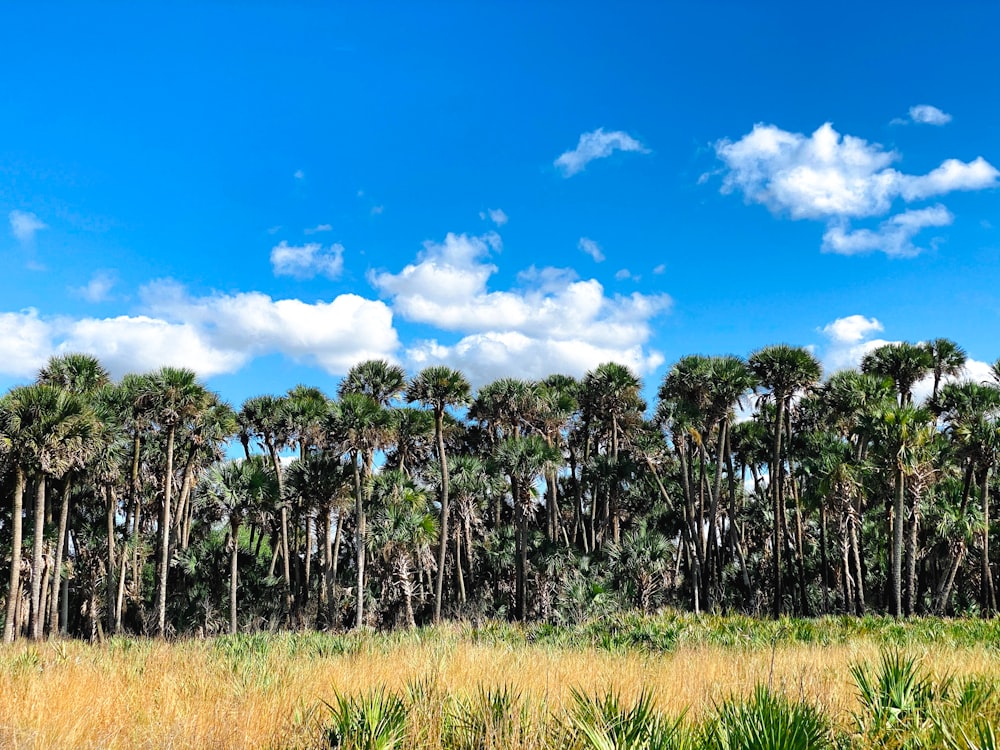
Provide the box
[771,397,786,618]
[849,505,866,615]
[891,465,904,617]
[266,441,292,624]
[4,467,26,643]
[905,491,920,616]
[982,467,996,613]
[433,408,449,624]
[156,426,176,636]
[229,521,240,635]
[30,478,47,640]
[105,485,117,634]
[352,451,365,629]
[49,480,72,635]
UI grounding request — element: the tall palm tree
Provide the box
[338,359,406,408]
[872,404,934,617]
[201,456,279,634]
[0,384,94,639]
[861,342,933,407]
[406,365,472,623]
[748,344,821,617]
[923,338,967,403]
[148,367,211,636]
[36,354,109,635]
[327,392,392,628]
[368,470,438,628]
[492,434,561,620]
[239,394,294,618]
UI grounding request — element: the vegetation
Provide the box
[0,618,997,748]
[2,343,1000,638]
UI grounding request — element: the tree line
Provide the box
[2,338,998,641]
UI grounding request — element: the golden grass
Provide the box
[0,627,997,749]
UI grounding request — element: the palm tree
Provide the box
[239,394,294,618]
[406,365,472,623]
[0,384,94,639]
[872,404,934,617]
[327,392,392,628]
[148,367,211,636]
[201,456,279,634]
[492,434,561,620]
[861,342,933,407]
[36,354,109,635]
[748,345,821,617]
[936,380,1000,613]
[923,338,966,403]
[338,359,406,407]
[606,522,671,614]
[368,470,438,628]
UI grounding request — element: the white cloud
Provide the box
[819,314,891,371]
[578,237,605,262]
[820,314,884,345]
[714,121,998,256]
[304,224,333,235]
[0,309,55,377]
[0,284,401,381]
[270,241,345,279]
[615,269,633,280]
[406,332,664,387]
[9,210,47,244]
[554,128,650,177]
[294,169,305,180]
[74,270,117,303]
[371,231,670,385]
[483,208,508,226]
[822,205,953,257]
[653,264,666,274]
[908,104,952,126]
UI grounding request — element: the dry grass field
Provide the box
[1,615,998,749]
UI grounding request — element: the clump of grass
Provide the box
[851,650,939,744]
[322,688,408,750]
[568,688,689,750]
[703,684,831,750]
[445,685,539,750]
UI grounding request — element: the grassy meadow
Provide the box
[1,614,999,749]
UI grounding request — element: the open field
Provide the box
[1,614,999,749]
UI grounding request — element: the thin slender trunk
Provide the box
[266,441,292,623]
[30,478,47,640]
[771,397,786,618]
[156,426,176,636]
[905,490,920,616]
[105,485,117,634]
[433,407,449,624]
[3,467,26,643]
[982,467,996,613]
[229,521,240,635]
[891,465,904,618]
[49,480,72,635]
[353,451,365,629]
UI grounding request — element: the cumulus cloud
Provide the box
[714,121,998,256]
[270,241,345,279]
[822,205,953,257]
[817,314,992,406]
[9,210,47,244]
[371,231,670,384]
[894,104,953,126]
[578,237,605,262]
[0,309,56,377]
[73,270,117,303]
[821,314,884,345]
[0,284,400,381]
[555,128,650,177]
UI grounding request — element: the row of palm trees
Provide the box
[1,338,998,640]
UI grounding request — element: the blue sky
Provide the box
[2,2,998,406]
